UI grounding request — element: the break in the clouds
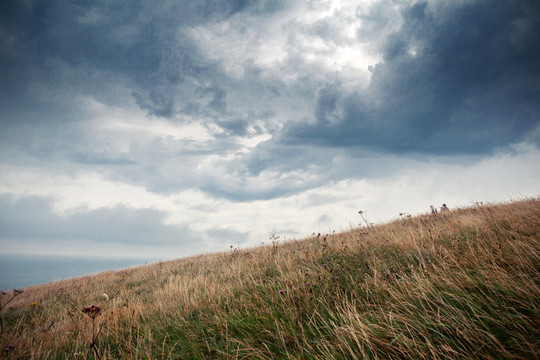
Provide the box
[1,0,539,258]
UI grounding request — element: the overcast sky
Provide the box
[1,0,539,259]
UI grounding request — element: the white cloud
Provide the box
[84,97,216,142]
[0,169,165,213]
[1,142,538,257]
[188,0,382,89]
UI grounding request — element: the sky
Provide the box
[1,0,539,259]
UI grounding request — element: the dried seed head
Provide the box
[82,305,101,318]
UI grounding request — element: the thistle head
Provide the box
[82,305,101,319]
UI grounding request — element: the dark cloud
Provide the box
[0,194,187,245]
[314,78,342,125]
[1,0,538,209]
[0,0,263,121]
[0,193,252,257]
[282,0,540,155]
[217,118,249,136]
[69,152,137,166]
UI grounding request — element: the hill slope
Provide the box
[1,199,539,359]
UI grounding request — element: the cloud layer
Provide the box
[1,0,539,258]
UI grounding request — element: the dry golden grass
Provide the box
[1,198,539,359]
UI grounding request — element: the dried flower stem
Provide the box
[68,306,103,360]
[0,289,23,335]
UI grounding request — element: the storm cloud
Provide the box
[282,0,540,155]
[1,0,539,258]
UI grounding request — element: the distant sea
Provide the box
[0,254,160,291]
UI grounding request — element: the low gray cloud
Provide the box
[0,194,189,246]
[0,192,262,260]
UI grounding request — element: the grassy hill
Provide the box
[1,199,539,359]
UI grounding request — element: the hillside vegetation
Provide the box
[1,199,539,359]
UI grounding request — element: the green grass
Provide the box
[1,199,539,359]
